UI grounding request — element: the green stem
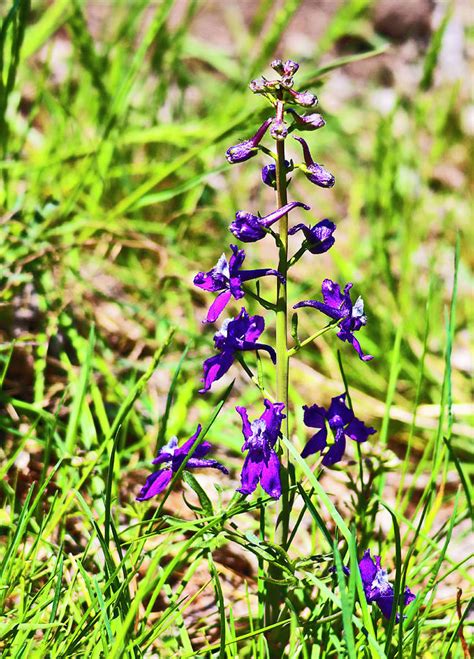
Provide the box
[274,107,290,552]
[287,321,338,357]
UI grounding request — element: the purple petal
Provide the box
[228,275,245,299]
[260,450,281,499]
[260,399,285,445]
[229,244,246,273]
[193,270,224,292]
[240,311,264,343]
[337,329,373,362]
[404,587,416,607]
[236,405,252,441]
[327,394,354,429]
[244,341,276,363]
[301,427,328,458]
[173,425,208,458]
[237,451,263,495]
[359,550,377,592]
[345,417,376,443]
[302,403,327,430]
[199,350,234,393]
[225,118,272,163]
[376,593,396,620]
[136,469,173,501]
[322,279,347,308]
[205,290,232,323]
[321,428,346,466]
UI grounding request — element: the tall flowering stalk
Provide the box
[136,58,415,644]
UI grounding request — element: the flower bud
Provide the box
[225,118,272,164]
[288,109,325,131]
[261,160,292,188]
[270,59,285,75]
[249,77,267,93]
[283,59,299,77]
[270,118,288,141]
[294,135,335,188]
[288,89,318,107]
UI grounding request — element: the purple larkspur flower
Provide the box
[236,400,285,499]
[230,201,310,243]
[294,279,373,361]
[301,393,375,466]
[194,245,284,323]
[288,219,336,254]
[200,308,275,392]
[136,425,228,501]
[288,109,325,131]
[294,136,335,188]
[226,118,272,164]
[359,550,416,620]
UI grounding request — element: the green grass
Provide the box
[0,0,472,656]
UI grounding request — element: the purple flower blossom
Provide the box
[230,201,310,243]
[261,160,292,188]
[288,109,325,131]
[136,425,228,501]
[301,394,375,466]
[294,136,335,188]
[288,219,336,254]
[226,118,272,164]
[236,400,285,499]
[194,245,284,323]
[359,550,416,620]
[200,308,275,392]
[294,279,373,361]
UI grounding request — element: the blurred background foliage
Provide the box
[0,0,472,655]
